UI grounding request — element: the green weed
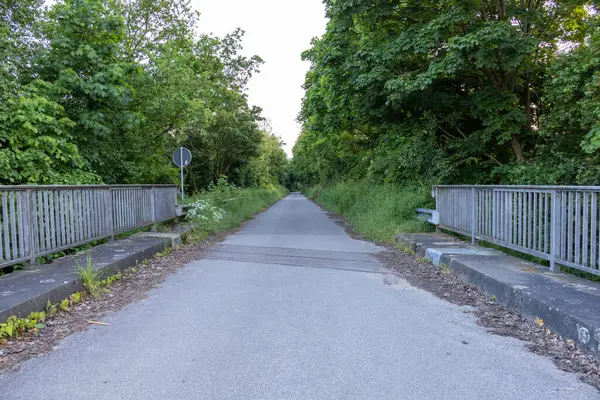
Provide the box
[59,299,70,312]
[439,263,452,274]
[0,312,47,342]
[75,255,104,298]
[155,247,172,258]
[70,292,81,304]
[46,300,57,317]
[397,243,416,255]
[101,272,122,287]
[183,228,208,245]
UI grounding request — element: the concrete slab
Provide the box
[424,247,504,265]
[397,232,600,356]
[0,224,191,321]
[135,232,183,248]
[135,223,195,247]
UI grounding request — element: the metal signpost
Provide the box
[173,147,192,203]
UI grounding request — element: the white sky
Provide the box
[191,0,327,156]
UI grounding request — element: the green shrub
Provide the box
[305,181,433,242]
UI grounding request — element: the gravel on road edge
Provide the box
[323,210,600,391]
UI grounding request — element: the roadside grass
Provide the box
[306,182,600,282]
[304,181,433,243]
[185,183,287,238]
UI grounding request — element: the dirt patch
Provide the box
[323,208,600,391]
[0,230,230,374]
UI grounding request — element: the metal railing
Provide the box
[0,185,178,268]
[434,185,600,275]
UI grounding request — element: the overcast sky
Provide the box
[191,0,327,156]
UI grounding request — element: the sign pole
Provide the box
[173,146,191,205]
[180,147,184,203]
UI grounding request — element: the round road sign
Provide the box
[173,147,192,167]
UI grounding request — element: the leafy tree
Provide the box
[0,0,287,189]
[38,0,139,183]
[0,80,99,184]
[0,0,97,184]
[240,121,289,187]
[295,0,600,186]
[118,0,198,63]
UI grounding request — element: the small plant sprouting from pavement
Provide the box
[1,263,144,346]
[397,243,415,255]
[46,300,57,317]
[155,247,172,258]
[75,255,103,298]
[183,228,208,245]
[439,263,452,274]
[101,272,122,288]
[59,298,70,312]
[416,257,432,264]
[0,312,48,343]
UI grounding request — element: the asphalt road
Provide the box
[1,193,597,399]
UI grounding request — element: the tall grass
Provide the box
[304,181,434,243]
[75,255,103,298]
[186,184,287,234]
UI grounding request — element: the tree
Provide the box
[240,121,288,187]
[0,0,287,189]
[0,0,97,184]
[38,0,139,183]
[295,0,599,186]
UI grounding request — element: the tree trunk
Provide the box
[511,134,524,162]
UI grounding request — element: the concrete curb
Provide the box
[0,225,194,322]
[396,233,600,356]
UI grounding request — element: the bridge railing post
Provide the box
[471,187,478,245]
[550,189,559,272]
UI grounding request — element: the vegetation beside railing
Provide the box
[304,182,433,243]
[185,179,287,239]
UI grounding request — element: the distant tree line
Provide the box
[293,0,600,187]
[1,0,288,189]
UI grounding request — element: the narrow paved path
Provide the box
[1,194,596,399]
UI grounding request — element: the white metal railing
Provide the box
[0,185,178,268]
[434,185,600,275]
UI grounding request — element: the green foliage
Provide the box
[46,299,58,317]
[75,255,104,298]
[439,263,452,274]
[294,0,600,187]
[239,123,289,188]
[59,298,70,312]
[1,0,286,189]
[0,80,99,184]
[306,182,432,243]
[70,292,82,304]
[0,312,47,341]
[182,228,208,245]
[155,247,172,258]
[100,272,121,287]
[186,179,287,233]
